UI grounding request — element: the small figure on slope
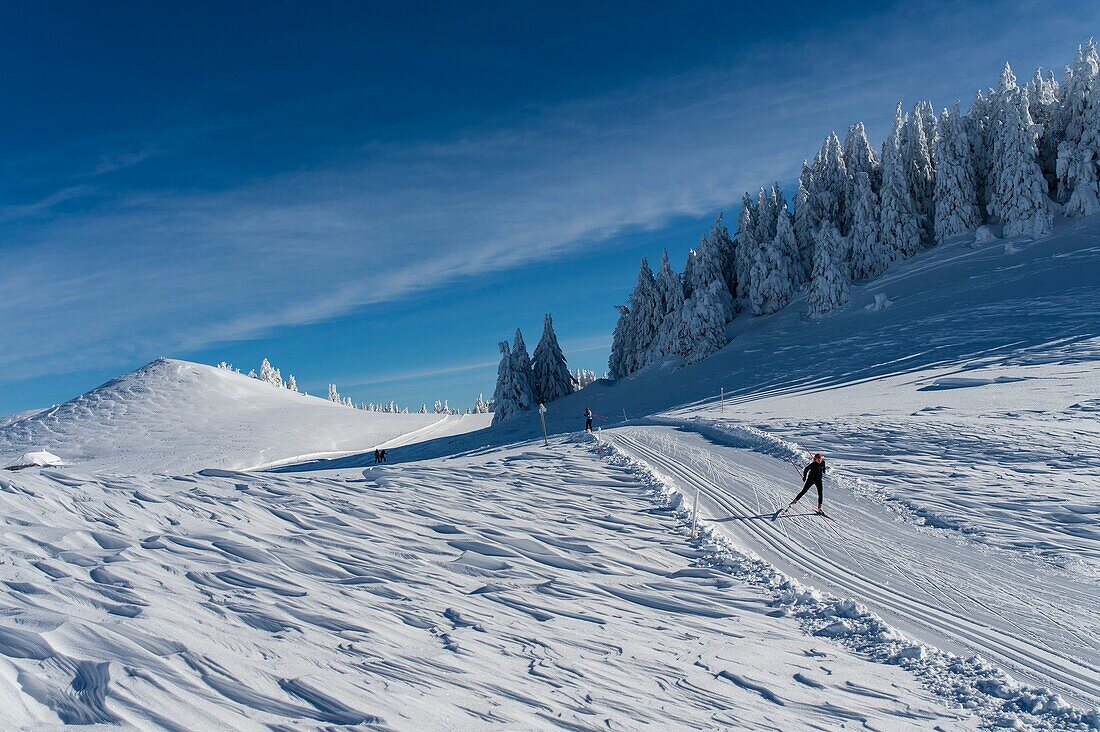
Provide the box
[583,407,593,432]
[785,453,828,515]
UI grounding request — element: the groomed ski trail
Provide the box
[602,424,1100,711]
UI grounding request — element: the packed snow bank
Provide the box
[4,450,63,470]
[0,359,490,473]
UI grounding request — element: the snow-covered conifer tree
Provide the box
[608,304,634,380]
[328,384,340,403]
[734,193,756,304]
[904,103,936,246]
[934,104,982,243]
[990,88,1054,238]
[258,358,278,386]
[651,251,685,362]
[573,369,597,389]
[812,133,847,234]
[510,328,537,412]
[793,162,815,283]
[532,313,574,404]
[678,280,730,364]
[879,105,922,259]
[806,223,850,318]
[1056,40,1099,204]
[748,206,797,315]
[967,89,994,214]
[848,171,890,280]
[491,341,520,424]
[692,214,736,323]
[1029,68,1062,189]
[287,374,298,392]
[433,399,443,414]
[475,393,488,413]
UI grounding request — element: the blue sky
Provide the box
[0,1,1096,414]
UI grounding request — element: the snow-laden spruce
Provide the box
[933,104,981,243]
[749,205,798,315]
[688,214,736,325]
[903,102,936,246]
[532,313,574,404]
[806,222,849,318]
[848,171,891,280]
[812,133,847,235]
[990,87,1054,238]
[1056,40,1099,208]
[491,341,519,424]
[879,104,922,260]
[734,192,756,304]
[676,279,730,364]
[651,251,685,364]
[792,162,815,283]
[509,328,537,412]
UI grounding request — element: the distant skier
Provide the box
[583,407,593,432]
[379,449,388,463]
[785,453,827,515]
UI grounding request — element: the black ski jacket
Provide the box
[802,460,827,482]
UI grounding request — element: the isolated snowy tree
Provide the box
[934,105,982,243]
[328,384,341,403]
[474,393,489,414]
[848,171,890,280]
[286,374,298,392]
[792,162,815,283]
[344,396,355,408]
[258,358,278,387]
[532,313,574,403]
[806,223,850,318]
[990,89,1054,238]
[903,103,936,246]
[880,105,922,259]
[749,206,797,315]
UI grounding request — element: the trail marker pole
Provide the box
[720,387,725,413]
[622,408,628,422]
[691,486,700,539]
[538,403,549,447]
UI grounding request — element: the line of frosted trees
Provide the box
[610,39,1100,381]
[492,314,587,424]
[218,359,490,414]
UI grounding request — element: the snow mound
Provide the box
[0,359,489,473]
[4,450,63,470]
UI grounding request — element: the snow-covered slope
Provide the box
[0,438,978,730]
[0,359,490,473]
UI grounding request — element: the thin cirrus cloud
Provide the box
[0,0,1093,387]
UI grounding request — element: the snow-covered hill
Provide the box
[0,359,490,473]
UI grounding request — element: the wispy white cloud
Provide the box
[1,0,1095,385]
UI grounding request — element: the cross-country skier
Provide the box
[583,407,593,432]
[786,453,827,514]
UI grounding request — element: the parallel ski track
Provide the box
[607,428,1100,707]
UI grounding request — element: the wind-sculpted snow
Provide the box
[600,426,1100,728]
[0,358,490,473]
[0,440,976,729]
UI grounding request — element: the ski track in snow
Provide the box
[0,439,979,730]
[601,423,1100,727]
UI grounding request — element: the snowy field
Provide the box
[0,437,979,730]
